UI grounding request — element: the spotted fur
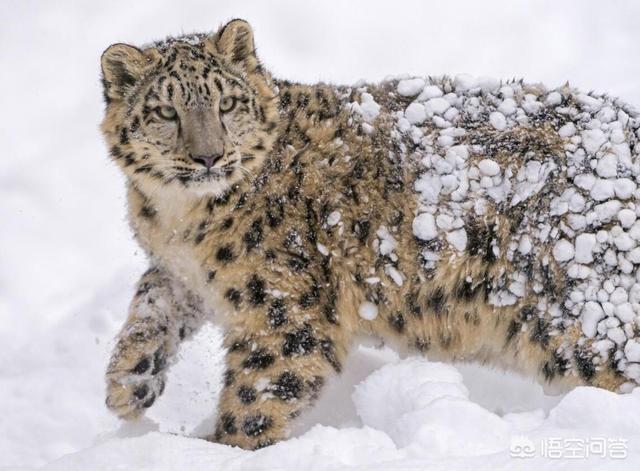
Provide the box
[102,19,640,450]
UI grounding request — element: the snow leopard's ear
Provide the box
[211,19,260,73]
[101,44,159,104]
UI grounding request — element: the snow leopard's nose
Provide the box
[190,153,224,170]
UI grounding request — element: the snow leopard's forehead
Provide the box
[142,32,209,53]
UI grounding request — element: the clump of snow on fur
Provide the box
[358,302,379,320]
[412,212,437,240]
[397,78,425,97]
[392,73,640,380]
[350,92,381,123]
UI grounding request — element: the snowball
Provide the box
[582,301,605,337]
[385,265,404,286]
[446,229,467,252]
[327,210,341,226]
[594,200,621,222]
[613,231,635,251]
[358,302,378,321]
[435,214,454,230]
[552,239,574,262]
[624,339,640,362]
[574,233,596,263]
[574,174,596,191]
[489,111,506,130]
[397,78,425,97]
[405,103,427,125]
[376,226,397,256]
[477,159,500,177]
[581,129,606,154]
[596,154,618,178]
[413,213,438,240]
[577,93,603,112]
[498,98,517,116]
[628,248,640,263]
[558,122,576,137]
[590,179,615,201]
[352,92,381,122]
[614,178,636,199]
[608,326,627,345]
[418,85,444,100]
[518,235,532,255]
[610,287,628,305]
[545,91,562,105]
[425,98,450,115]
[616,303,636,323]
[454,74,477,91]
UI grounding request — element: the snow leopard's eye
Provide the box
[156,105,177,120]
[219,96,236,113]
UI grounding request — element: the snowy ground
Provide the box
[3,1,640,469]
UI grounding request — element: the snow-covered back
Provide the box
[348,71,640,386]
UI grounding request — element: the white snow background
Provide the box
[2,1,640,469]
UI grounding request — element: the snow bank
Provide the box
[40,357,640,470]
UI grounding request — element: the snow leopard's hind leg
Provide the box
[105,266,208,420]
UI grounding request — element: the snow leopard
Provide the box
[101,19,640,449]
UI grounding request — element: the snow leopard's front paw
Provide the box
[105,322,170,420]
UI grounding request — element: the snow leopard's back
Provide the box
[355,75,640,389]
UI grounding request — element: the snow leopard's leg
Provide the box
[210,288,349,449]
[105,266,208,420]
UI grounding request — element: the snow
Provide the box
[418,85,444,100]
[478,158,501,176]
[404,102,427,124]
[489,111,507,130]
[384,265,404,286]
[412,212,438,240]
[358,302,379,321]
[582,128,607,153]
[425,97,450,114]
[350,92,380,123]
[625,340,640,362]
[574,233,597,264]
[553,239,574,262]
[596,154,618,178]
[582,301,605,338]
[446,228,468,252]
[376,226,397,257]
[34,354,640,470]
[558,122,576,137]
[545,91,562,105]
[6,1,640,470]
[590,178,615,201]
[316,243,329,256]
[396,78,425,97]
[326,210,341,226]
[615,178,637,199]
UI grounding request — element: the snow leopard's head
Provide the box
[100,19,279,196]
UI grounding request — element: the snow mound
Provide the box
[38,357,640,470]
[353,359,508,457]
